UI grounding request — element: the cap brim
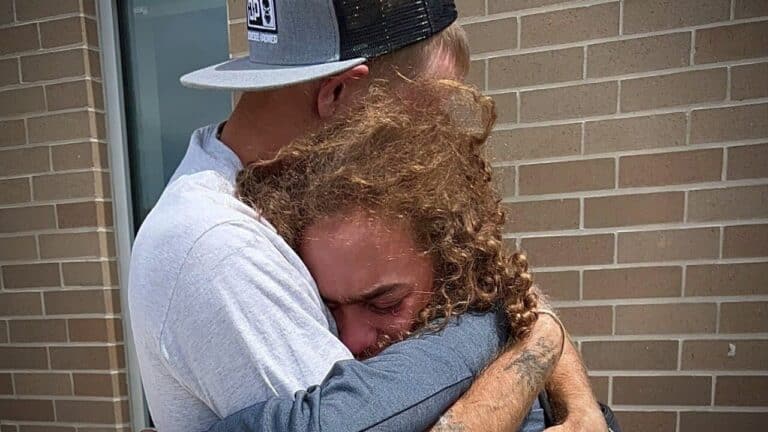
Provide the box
[180,56,367,91]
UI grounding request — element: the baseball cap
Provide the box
[180,0,458,91]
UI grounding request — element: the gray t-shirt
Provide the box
[128,125,353,432]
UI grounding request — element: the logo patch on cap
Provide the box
[247,0,278,44]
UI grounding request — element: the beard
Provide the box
[354,330,410,360]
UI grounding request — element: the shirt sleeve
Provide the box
[158,221,354,418]
[206,310,509,432]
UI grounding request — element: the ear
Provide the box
[317,65,370,119]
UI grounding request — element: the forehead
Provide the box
[301,210,419,269]
[299,210,432,301]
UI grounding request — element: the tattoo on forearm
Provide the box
[503,337,558,393]
[432,412,466,431]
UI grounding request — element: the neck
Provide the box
[220,88,318,165]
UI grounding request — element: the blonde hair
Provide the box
[367,23,470,80]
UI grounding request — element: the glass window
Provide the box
[119,0,232,227]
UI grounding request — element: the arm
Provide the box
[210,313,563,432]
[208,311,508,432]
[544,338,607,431]
[430,313,564,431]
[531,287,607,430]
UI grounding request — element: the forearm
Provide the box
[534,286,604,425]
[207,311,507,432]
[431,314,564,432]
[546,338,603,425]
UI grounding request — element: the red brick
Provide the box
[583,266,682,299]
[9,319,68,342]
[613,376,711,405]
[587,33,691,78]
[492,166,515,199]
[488,0,567,13]
[0,347,48,369]
[589,376,609,402]
[691,103,768,144]
[720,302,768,333]
[44,289,116,315]
[557,306,613,336]
[0,24,40,55]
[584,192,684,228]
[0,292,43,316]
[0,373,11,394]
[2,263,60,288]
[55,400,129,424]
[621,69,727,112]
[715,376,768,406]
[623,0,730,34]
[688,185,768,222]
[463,17,517,54]
[615,303,717,335]
[488,124,581,162]
[69,318,123,342]
[0,119,26,147]
[618,227,720,263]
[682,340,768,370]
[695,22,768,64]
[619,149,723,188]
[582,340,678,370]
[14,372,72,396]
[519,158,614,195]
[0,178,31,205]
[584,113,687,154]
[50,345,125,370]
[503,199,579,232]
[0,86,45,116]
[680,411,768,432]
[15,0,80,20]
[456,0,485,17]
[686,263,768,296]
[73,372,126,397]
[732,63,768,101]
[534,271,579,301]
[520,82,617,122]
[727,143,768,180]
[722,224,768,258]
[617,411,677,432]
[734,0,768,18]
[494,92,517,124]
[0,400,55,422]
[488,48,583,89]
[521,234,614,267]
[520,3,619,48]
[0,206,57,234]
[0,146,50,176]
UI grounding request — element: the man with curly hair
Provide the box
[128,1,606,431]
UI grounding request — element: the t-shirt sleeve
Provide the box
[158,221,353,418]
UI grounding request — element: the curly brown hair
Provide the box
[238,80,540,340]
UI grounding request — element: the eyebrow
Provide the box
[325,283,406,306]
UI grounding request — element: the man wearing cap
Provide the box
[128,1,606,431]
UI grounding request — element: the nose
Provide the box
[333,306,378,356]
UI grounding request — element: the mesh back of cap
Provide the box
[334,0,458,60]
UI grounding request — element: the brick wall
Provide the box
[0,0,129,430]
[456,0,768,430]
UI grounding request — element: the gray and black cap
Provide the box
[180,0,458,91]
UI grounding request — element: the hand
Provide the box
[545,405,608,432]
